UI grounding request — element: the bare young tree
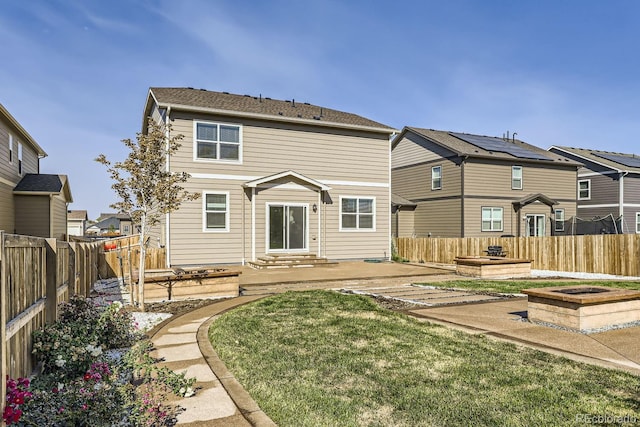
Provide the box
[96,120,200,311]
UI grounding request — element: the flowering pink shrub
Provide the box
[2,376,32,425]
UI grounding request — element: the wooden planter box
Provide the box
[139,267,241,302]
[454,256,532,279]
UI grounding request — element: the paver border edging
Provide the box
[196,297,277,427]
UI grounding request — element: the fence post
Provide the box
[1,231,6,415]
[68,242,77,296]
[45,238,58,325]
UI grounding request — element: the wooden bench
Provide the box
[484,245,507,257]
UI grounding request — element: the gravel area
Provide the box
[531,269,640,281]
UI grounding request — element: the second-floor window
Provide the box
[8,134,13,163]
[194,121,241,162]
[18,143,23,175]
[431,165,442,190]
[512,166,523,190]
[578,179,590,200]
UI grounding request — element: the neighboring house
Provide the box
[391,128,582,238]
[67,210,88,236]
[548,146,640,234]
[86,213,133,236]
[1,102,73,240]
[142,87,396,266]
[13,174,72,240]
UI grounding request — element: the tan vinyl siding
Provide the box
[392,160,461,201]
[392,208,415,238]
[413,199,461,237]
[0,181,14,232]
[464,159,577,200]
[392,134,442,169]
[14,195,49,237]
[322,184,389,260]
[169,113,389,183]
[51,196,68,240]
[463,199,515,238]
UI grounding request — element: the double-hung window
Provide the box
[512,166,523,190]
[636,213,640,234]
[341,197,375,231]
[203,192,229,232]
[481,207,503,232]
[195,122,241,162]
[8,134,13,163]
[555,209,565,232]
[578,180,590,200]
[431,165,442,190]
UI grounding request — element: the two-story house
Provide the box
[548,146,640,234]
[392,127,581,237]
[85,213,134,237]
[1,103,72,240]
[141,88,396,267]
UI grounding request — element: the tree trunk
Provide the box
[138,232,146,312]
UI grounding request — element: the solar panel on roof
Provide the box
[592,152,640,168]
[449,132,550,160]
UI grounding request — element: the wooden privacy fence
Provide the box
[99,234,166,281]
[394,234,640,277]
[0,232,101,407]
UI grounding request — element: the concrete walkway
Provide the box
[147,262,640,425]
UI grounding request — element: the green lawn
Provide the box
[209,290,640,427]
[418,279,640,294]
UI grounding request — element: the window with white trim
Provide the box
[431,165,442,190]
[578,179,590,200]
[8,134,13,163]
[512,166,523,190]
[203,192,229,231]
[481,207,503,232]
[636,213,640,234]
[194,121,241,162]
[340,197,375,231]
[555,209,565,232]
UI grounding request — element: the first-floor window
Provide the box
[341,197,375,231]
[204,192,229,231]
[481,207,503,232]
[555,209,565,232]
[636,213,640,234]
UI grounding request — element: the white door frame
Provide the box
[265,202,309,253]
[525,214,546,237]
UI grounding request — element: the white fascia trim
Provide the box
[577,203,619,209]
[190,172,389,188]
[578,170,619,177]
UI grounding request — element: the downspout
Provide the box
[387,133,392,260]
[619,171,628,230]
[241,189,245,265]
[164,106,171,267]
[460,156,467,237]
[317,190,322,257]
[251,187,256,261]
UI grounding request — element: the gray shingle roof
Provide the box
[551,146,640,173]
[14,174,63,192]
[149,87,394,131]
[400,127,581,166]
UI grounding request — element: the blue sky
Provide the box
[2,1,640,219]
